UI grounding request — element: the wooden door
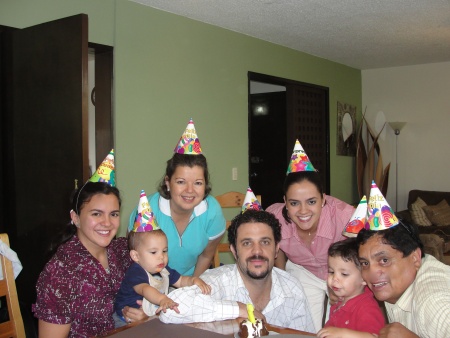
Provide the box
[287,83,330,193]
[0,14,89,308]
[248,72,330,209]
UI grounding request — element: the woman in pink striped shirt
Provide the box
[267,171,354,332]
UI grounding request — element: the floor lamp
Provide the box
[388,122,407,211]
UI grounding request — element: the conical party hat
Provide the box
[241,187,263,213]
[130,190,160,232]
[286,140,316,175]
[365,181,399,231]
[342,195,367,237]
[89,149,116,187]
[174,118,203,155]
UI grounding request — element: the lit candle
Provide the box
[247,303,256,324]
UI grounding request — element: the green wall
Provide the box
[1,0,361,236]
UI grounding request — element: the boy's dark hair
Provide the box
[128,229,166,251]
[328,237,361,268]
[356,219,425,258]
[158,153,211,199]
[228,210,281,249]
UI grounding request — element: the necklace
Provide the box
[308,228,317,236]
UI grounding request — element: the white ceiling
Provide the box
[129,0,450,70]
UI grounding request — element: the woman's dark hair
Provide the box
[158,153,211,199]
[356,219,425,258]
[73,181,121,215]
[328,237,361,269]
[228,209,281,249]
[47,182,121,258]
[282,171,324,223]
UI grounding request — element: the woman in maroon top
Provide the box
[33,182,145,337]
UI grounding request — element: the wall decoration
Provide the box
[336,101,356,156]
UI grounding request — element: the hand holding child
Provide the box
[327,286,343,306]
[192,277,212,294]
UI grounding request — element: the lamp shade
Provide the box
[388,122,407,132]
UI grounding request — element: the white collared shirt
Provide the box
[159,264,315,333]
[385,254,450,338]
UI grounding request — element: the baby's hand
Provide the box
[192,277,212,294]
[156,296,180,314]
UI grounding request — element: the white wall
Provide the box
[362,61,450,211]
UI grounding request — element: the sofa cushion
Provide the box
[407,190,450,210]
[419,234,444,262]
[410,197,432,226]
[422,199,450,226]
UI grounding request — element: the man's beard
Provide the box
[237,254,270,280]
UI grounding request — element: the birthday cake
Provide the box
[238,318,269,337]
[238,304,269,337]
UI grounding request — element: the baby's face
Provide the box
[327,255,366,303]
[133,232,168,274]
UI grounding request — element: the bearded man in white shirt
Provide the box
[159,209,315,333]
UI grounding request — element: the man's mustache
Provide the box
[246,255,269,262]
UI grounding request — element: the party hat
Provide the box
[286,140,316,175]
[89,149,115,186]
[130,190,160,232]
[365,181,399,231]
[174,118,203,155]
[242,187,263,213]
[342,195,367,237]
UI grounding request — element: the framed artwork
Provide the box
[336,101,356,156]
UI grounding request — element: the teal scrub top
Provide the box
[129,193,225,275]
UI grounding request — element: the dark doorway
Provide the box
[248,72,330,209]
[249,91,287,209]
[0,15,114,335]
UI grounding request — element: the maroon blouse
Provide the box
[33,235,131,337]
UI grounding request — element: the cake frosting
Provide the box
[238,318,269,337]
[238,304,269,338]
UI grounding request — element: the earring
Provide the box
[167,187,170,191]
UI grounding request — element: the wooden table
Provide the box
[100,316,315,337]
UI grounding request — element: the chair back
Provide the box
[0,233,25,338]
[212,192,261,268]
